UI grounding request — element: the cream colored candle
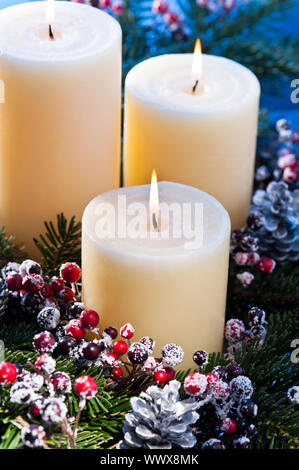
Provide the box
[82,180,230,369]
[124,49,260,230]
[0,1,121,255]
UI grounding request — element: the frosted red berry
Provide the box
[6,273,22,291]
[102,352,118,366]
[257,257,276,274]
[50,277,65,292]
[154,369,167,384]
[206,372,218,386]
[153,0,168,14]
[112,2,123,14]
[58,287,74,302]
[40,284,54,299]
[220,418,237,434]
[74,375,98,398]
[80,309,99,328]
[0,362,17,384]
[120,323,134,339]
[33,331,57,354]
[51,372,71,394]
[66,319,86,340]
[184,372,208,396]
[22,274,44,294]
[60,263,81,284]
[112,340,128,356]
[164,366,175,381]
[100,0,111,7]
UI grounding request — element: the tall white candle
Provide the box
[82,181,230,369]
[0,1,121,255]
[124,51,260,229]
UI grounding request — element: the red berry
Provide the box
[51,372,71,394]
[58,287,74,302]
[282,166,298,182]
[80,309,99,328]
[74,375,97,398]
[113,340,128,356]
[6,273,22,291]
[210,380,230,399]
[154,369,167,384]
[83,342,102,360]
[50,277,65,292]
[164,11,180,24]
[120,323,134,339]
[0,362,17,384]
[100,0,111,7]
[206,372,218,386]
[29,399,44,419]
[220,418,237,434]
[102,352,118,366]
[257,257,276,274]
[112,2,123,14]
[60,263,81,284]
[66,319,86,340]
[40,284,55,299]
[153,0,168,14]
[22,274,44,294]
[278,153,297,169]
[184,372,208,396]
[164,366,175,381]
[111,366,123,380]
[33,331,57,354]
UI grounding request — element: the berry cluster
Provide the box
[152,1,188,42]
[184,351,257,449]
[1,260,81,321]
[72,0,124,16]
[196,0,247,14]
[0,356,98,449]
[225,307,268,358]
[256,119,299,187]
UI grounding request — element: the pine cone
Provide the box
[251,182,299,262]
[118,380,198,449]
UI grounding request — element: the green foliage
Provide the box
[0,226,26,269]
[33,213,81,277]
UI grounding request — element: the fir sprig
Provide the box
[0,226,26,269]
[33,213,81,277]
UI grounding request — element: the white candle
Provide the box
[0,1,121,255]
[82,179,230,369]
[124,49,260,229]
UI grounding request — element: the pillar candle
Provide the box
[0,1,121,255]
[124,51,260,229]
[82,181,230,369]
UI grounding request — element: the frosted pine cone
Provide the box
[118,380,198,449]
[252,182,299,262]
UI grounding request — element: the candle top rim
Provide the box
[0,1,122,62]
[125,53,260,113]
[83,181,231,259]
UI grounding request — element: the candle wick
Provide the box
[152,213,159,232]
[49,24,55,41]
[192,80,199,94]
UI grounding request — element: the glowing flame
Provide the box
[46,0,55,25]
[149,169,159,231]
[192,38,202,83]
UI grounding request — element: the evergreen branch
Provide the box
[33,213,81,276]
[0,226,26,269]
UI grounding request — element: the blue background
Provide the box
[1,0,298,126]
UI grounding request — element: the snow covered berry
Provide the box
[33,331,57,354]
[37,307,60,330]
[28,398,45,420]
[248,307,266,326]
[74,375,98,399]
[66,319,86,340]
[225,319,245,343]
[205,372,218,386]
[127,342,148,364]
[102,352,119,367]
[256,257,276,274]
[152,0,168,14]
[193,350,208,366]
[58,287,74,302]
[22,274,44,294]
[21,424,46,448]
[10,383,36,404]
[236,271,254,287]
[230,376,253,400]
[153,369,167,384]
[35,354,56,375]
[141,356,158,371]
[238,399,258,419]
[162,343,184,366]
[22,373,44,391]
[210,380,229,400]
[42,398,68,423]
[287,386,299,404]
[220,418,237,434]
[50,277,65,292]
[139,336,155,353]
[226,362,245,380]
[184,372,208,396]
[6,273,22,291]
[120,323,134,339]
[60,262,81,284]
[51,372,72,394]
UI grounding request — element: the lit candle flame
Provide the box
[46,0,55,40]
[192,38,202,93]
[149,169,160,231]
